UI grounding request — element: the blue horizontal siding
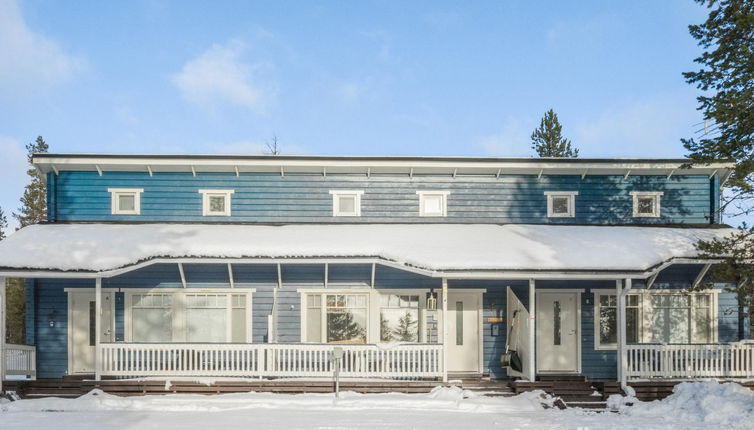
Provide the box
[50,171,715,224]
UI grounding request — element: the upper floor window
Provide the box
[417,190,449,217]
[631,191,663,218]
[329,190,364,217]
[544,191,577,218]
[108,188,143,215]
[198,189,234,216]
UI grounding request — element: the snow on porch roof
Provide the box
[0,223,735,275]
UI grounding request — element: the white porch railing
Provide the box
[3,344,36,379]
[626,342,754,380]
[100,343,443,379]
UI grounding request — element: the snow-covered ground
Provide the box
[1,382,752,429]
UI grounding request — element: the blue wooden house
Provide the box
[0,154,751,393]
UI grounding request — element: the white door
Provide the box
[536,292,580,373]
[446,292,481,373]
[70,291,114,374]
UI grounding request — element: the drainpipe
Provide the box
[528,279,536,382]
[441,278,448,383]
[617,278,633,392]
[1,276,5,393]
[95,277,102,381]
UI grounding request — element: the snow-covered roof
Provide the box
[0,223,734,275]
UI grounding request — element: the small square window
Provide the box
[544,191,577,218]
[631,192,663,218]
[108,188,143,215]
[417,191,449,217]
[199,189,234,216]
[329,190,364,216]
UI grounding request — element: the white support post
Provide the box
[1,276,6,392]
[615,279,623,386]
[95,277,102,381]
[617,278,633,390]
[441,278,448,383]
[528,279,536,382]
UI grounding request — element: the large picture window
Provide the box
[127,290,251,343]
[594,291,716,349]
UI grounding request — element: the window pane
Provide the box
[651,306,689,343]
[89,301,96,347]
[553,301,561,346]
[187,308,227,342]
[306,307,322,342]
[307,295,321,308]
[552,197,569,214]
[380,309,419,342]
[133,308,172,342]
[626,308,640,343]
[599,306,617,345]
[338,196,356,214]
[694,303,711,343]
[327,309,366,343]
[455,301,463,345]
[209,195,225,213]
[627,295,640,307]
[118,194,135,211]
[423,195,443,214]
[638,197,655,214]
[231,308,246,342]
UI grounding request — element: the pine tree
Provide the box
[390,311,418,342]
[531,109,579,157]
[0,205,7,240]
[681,0,754,338]
[13,136,49,228]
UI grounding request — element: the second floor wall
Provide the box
[46,170,719,224]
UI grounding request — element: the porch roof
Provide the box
[0,223,734,276]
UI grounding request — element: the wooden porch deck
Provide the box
[5,376,752,409]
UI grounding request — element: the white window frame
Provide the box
[544,191,578,218]
[417,190,450,217]
[122,288,254,343]
[329,190,364,217]
[630,191,663,218]
[198,189,234,217]
[593,289,719,350]
[108,188,143,215]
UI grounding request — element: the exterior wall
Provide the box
[49,171,715,225]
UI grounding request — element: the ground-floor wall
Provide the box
[24,263,749,379]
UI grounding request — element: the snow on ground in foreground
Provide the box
[1,382,753,430]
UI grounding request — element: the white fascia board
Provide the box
[32,155,736,177]
[0,256,724,281]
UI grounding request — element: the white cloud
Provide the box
[172,40,275,112]
[0,136,30,234]
[478,117,532,157]
[0,0,84,94]
[573,93,698,157]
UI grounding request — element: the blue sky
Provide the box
[0,0,712,230]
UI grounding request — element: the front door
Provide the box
[446,292,480,373]
[70,291,114,374]
[536,292,580,373]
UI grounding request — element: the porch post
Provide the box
[617,278,632,389]
[1,276,6,392]
[95,277,102,380]
[441,277,448,383]
[527,279,536,382]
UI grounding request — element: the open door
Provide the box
[506,286,532,380]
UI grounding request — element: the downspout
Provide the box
[1,276,6,393]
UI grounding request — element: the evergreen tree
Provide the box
[682,0,754,338]
[13,136,49,228]
[390,311,418,342]
[530,109,579,157]
[0,205,7,240]
[327,312,366,343]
